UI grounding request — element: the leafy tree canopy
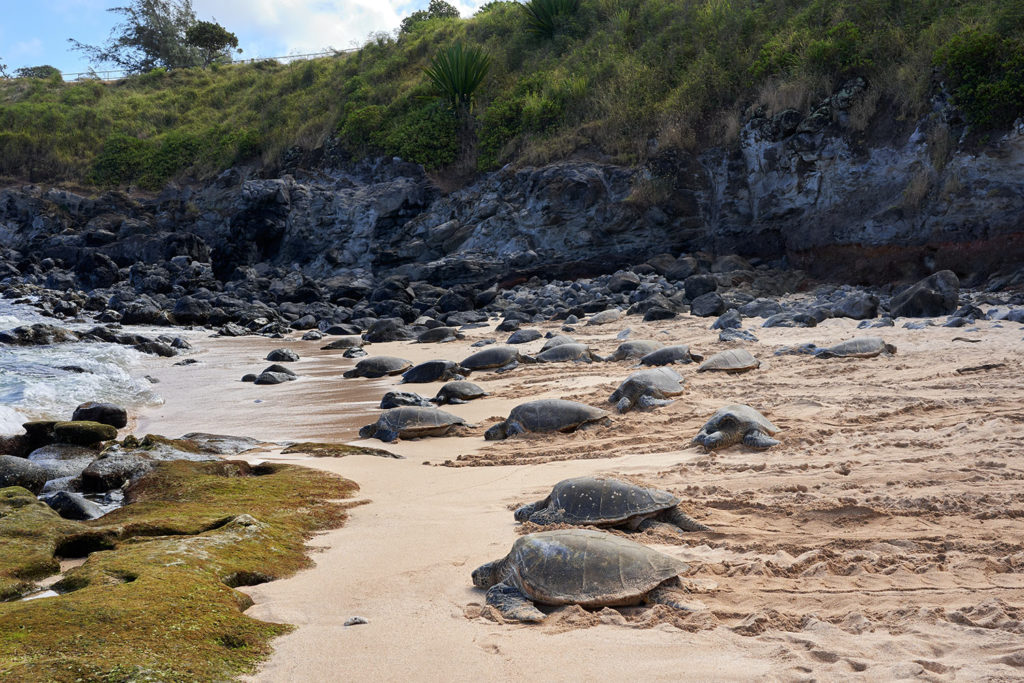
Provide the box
[185,20,240,67]
[400,0,461,35]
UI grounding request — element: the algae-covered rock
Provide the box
[71,402,128,429]
[0,486,81,600]
[53,421,119,446]
[0,455,50,494]
[81,452,155,492]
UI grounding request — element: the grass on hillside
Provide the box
[0,0,1022,188]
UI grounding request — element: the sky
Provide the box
[0,0,488,78]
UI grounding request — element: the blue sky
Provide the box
[1,0,487,78]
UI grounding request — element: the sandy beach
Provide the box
[135,313,1024,681]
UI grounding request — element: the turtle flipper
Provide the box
[647,584,696,611]
[374,429,400,443]
[485,583,545,622]
[447,397,467,404]
[742,429,779,449]
[664,505,712,532]
[495,360,519,373]
[636,395,675,411]
[615,396,634,413]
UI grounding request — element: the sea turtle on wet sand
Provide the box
[514,476,711,533]
[471,529,695,622]
[608,367,685,413]
[416,327,465,344]
[638,345,704,366]
[342,356,413,378]
[321,336,363,350]
[692,404,780,451]
[813,336,897,359]
[432,380,489,405]
[460,346,535,373]
[609,340,664,362]
[358,406,469,442]
[697,349,759,373]
[535,343,603,363]
[484,399,611,440]
[540,335,576,351]
[401,360,466,384]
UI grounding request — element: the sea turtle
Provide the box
[608,367,685,413]
[535,343,602,363]
[639,345,704,366]
[416,327,465,344]
[460,346,535,373]
[432,381,489,405]
[342,356,413,378]
[540,335,576,351]
[358,406,469,442]
[587,309,622,326]
[484,399,611,440]
[697,349,760,373]
[321,336,363,350]
[609,340,664,361]
[814,336,897,359]
[401,360,466,384]
[515,476,710,533]
[380,391,433,409]
[471,529,694,622]
[692,404,780,451]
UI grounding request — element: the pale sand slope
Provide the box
[135,313,1024,681]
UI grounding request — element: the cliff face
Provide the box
[1,88,1023,291]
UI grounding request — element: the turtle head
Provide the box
[884,342,897,355]
[471,560,500,588]
[513,502,539,522]
[484,421,508,441]
[357,424,377,439]
[691,430,723,451]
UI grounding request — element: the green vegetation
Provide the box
[1,0,1023,187]
[520,0,581,38]
[280,442,398,457]
[0,460,358,681]
[424,42,492,113]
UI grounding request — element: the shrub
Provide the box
[423,42,492,113]
[14,65,62,81]
[519,0,580,38]
[935,31,1024,129]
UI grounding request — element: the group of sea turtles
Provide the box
[337,323,896,622]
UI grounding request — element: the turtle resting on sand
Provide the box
[608,367,685,413]
[692,404,779,451]
[813,336,897,359]
[460,346,535,373]
[471,529,694,622]
[484,399,611,440]
[638,345,703,366]
[515,476,710,532]
[535,343,602,363]
[540,335,576,351]
[609,340,664,361]
[342,356,413,378]
[697,349,760,373]
[432,380,488,405]
[416,327,464,344]
[358,406,469,442]
[401,360,465,384]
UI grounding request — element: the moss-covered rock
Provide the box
[52,421,118,446]
[0,460,358,681]
[0,487,82,601]
[280,442,397,458]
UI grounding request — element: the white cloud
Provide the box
[192,0,488,58]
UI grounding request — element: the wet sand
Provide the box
[136,313,1024,681]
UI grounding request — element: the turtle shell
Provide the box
[639,345,701,366]
[535,343,593,363]
[434,380,487,402]
[700,404,778,435]
[540,335,576,351]
[373,406,467,438]
[401,360,463,383]
[817,336,894,358]
[416,327,461,343]
[507,399,609,433]
[529,476,680,525]
[697,349,759,372]
[610,340,664,361]
[343,356,412,378]
[461,345,520,370]
[609,367,685,403]
[507,529,688,606]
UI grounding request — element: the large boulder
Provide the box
[690,292,725,317]
[71,402,128,429]
[832,293,879,320]
[266,348,299,363]
[52,421,119,446]
[890,271,959,318]
[81,453,155,492]
[43,491,104,520]
[684,274,717,300]
[0,455,49,494]
[0,324,78,346]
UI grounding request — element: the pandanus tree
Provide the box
[423,42,492,115]
[519,0,580,38]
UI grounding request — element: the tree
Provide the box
[15,65,62,80]
[400,0,461,35]
[185,20,240,67]
[424,42,491,115]
[0,59,9,78]
[69,0,224,73]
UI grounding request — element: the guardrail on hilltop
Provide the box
[59,49,357,81]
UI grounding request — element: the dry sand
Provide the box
[135,312,1024,681]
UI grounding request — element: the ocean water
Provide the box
[0,300,161,435]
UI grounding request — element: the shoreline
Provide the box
[128,313,1024,681]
